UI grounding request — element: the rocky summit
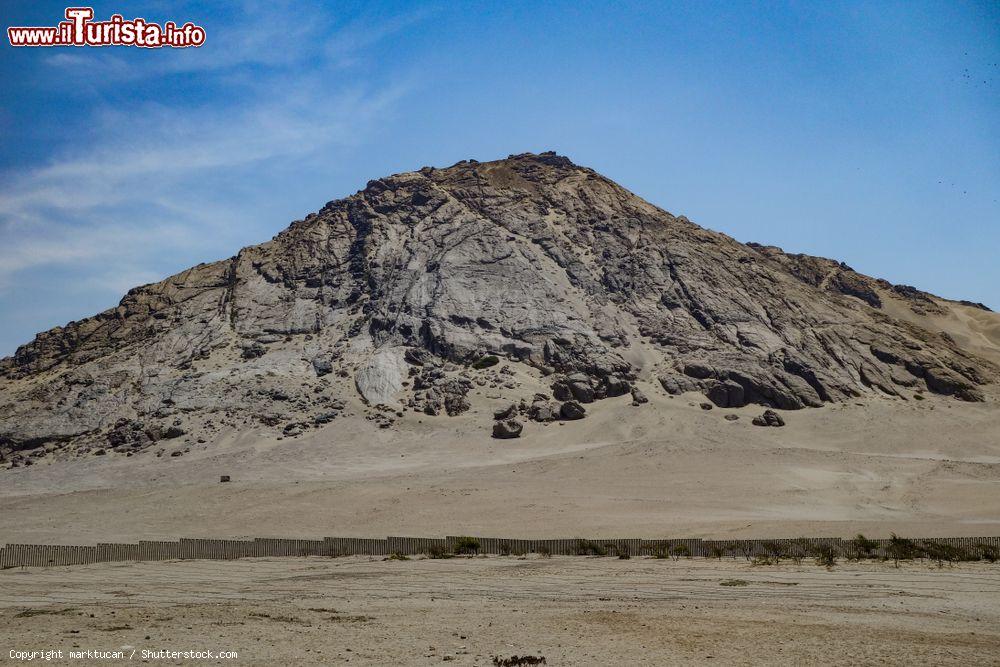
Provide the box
[1,152,997,461]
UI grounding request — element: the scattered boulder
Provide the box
[311,357,333,377]
[494,404,517,420]
[752,409,785,427]
[699,402,713,411]
[404,348,431,366]
[550,379,572,401]
[560,400,586,420]
[630,387,648,406]
[241,342,266,360]
[566,373,596,403]
[163,425,186,439]
[724,414,739,421]
[658,374,702,396]
[603,375,630,397]
[219,475,231,483]
[528,400,560,422]
[492,419,523,439]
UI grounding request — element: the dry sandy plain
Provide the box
[2,300,999,664]
[2,555,999,665]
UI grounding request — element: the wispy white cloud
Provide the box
[0,2,426,354]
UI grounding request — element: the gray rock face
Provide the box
[0,152,996,457]
[355,348,406,406]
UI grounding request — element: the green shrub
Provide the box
[814,544,837,568]
[453,536,481,555]
[761,541,785,562]
[851,534,877,560]
[387,552,409,561]
[888,533,917,566]
[708,544,726,560]
[426,544,453,559]
[575,539,607,556]
[670,543,691,561]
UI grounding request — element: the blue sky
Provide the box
[1,0,998,357]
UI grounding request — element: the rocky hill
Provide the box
[1,152,997,465]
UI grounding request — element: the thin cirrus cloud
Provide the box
[0,3,423,355]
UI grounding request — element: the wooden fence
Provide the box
[2,535,998,569]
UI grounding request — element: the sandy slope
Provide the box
[1,377,998,544]
[2,556,998,666]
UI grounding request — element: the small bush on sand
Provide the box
[708,544,726,560]
[980,544,998,563]
[813,544,837,568]
[761,541,785,562]
[538,546,552,558]
[453,536,481,555]
[387,552,409,561]
[888,533,917,566]
[426,544,453,559]
[670,543,691,561]
[851,534,877,560]
[615,544,631,560]
[575,539,607,556]
[498,541,511,556]
[788,538,813,564]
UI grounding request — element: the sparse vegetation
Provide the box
[426,544,454,559]
[387,552,409,561]
[814,544,837,568]
[537,546,552,559]
[670,543,691,561]
[575,539,607,556]
[761,541,785,562]
[492,656,546,667]
[720,579,749,586]
[453,536,481,555]
[851,534,877,560]
[888,533,917,566]
[708,544,726,560]
[788,538,813,564]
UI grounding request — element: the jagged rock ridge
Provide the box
[0,152,996,458]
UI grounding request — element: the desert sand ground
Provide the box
[2,555,998,666]
[1,383,998,544]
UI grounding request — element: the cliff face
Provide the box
[1,152,996,458]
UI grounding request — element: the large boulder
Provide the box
[565,373,596,403]
[492,419,523,439]
[560,400,586,420]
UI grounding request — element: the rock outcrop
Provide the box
[0,152,996,459]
